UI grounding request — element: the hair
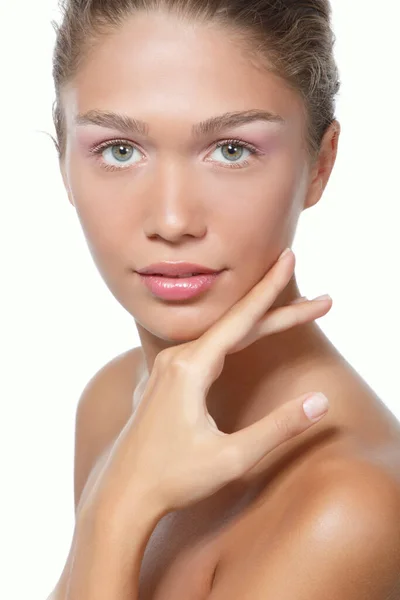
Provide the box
[51,0,341,166]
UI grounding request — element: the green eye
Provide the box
[109,144,135,162]
[89,137,262,172]
[206,138,261,169]
[216,141,250,162]
[90,140,142,171]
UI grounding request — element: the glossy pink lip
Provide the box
[137,272,224,300]
[136,262,221,277]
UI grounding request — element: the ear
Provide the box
[60,158,75,208]
[303,120,340,210]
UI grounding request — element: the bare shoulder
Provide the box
[210,360,400,596]
[299,454,400,538]
[212,453,400,599]
[73,346,144,515]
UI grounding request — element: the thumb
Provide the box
[221,392,329,477]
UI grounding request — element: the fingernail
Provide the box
[303,393,329,421]
[279,247,292,261]
[312,294,331,302]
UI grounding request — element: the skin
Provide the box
[58,10,400,598]
[60,10,340,428]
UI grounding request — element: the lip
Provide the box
[137,271,223,300]
[136,262,222,276]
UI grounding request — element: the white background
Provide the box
[1,1,399,598]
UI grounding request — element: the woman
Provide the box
[48,1,400,598]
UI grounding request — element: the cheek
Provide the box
[66,161,130,273]
[204,159,300,256]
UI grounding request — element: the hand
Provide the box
[83,248,332,521]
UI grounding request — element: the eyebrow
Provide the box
[74,108,285,138]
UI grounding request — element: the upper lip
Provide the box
[136,262,223,276]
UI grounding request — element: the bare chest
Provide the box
[137,476,272,600]
[136,459,307,600]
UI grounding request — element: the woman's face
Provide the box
[60,11,334,342]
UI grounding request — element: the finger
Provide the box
[254,294,332,337]
[231,295,332,354]
[195,248,295,369]
[218,392,329,479]
[290,296,308,304]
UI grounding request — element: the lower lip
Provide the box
[137,272,223,300]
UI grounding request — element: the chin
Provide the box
[134,310,220,343]
[148,324,209,344]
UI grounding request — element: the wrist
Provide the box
[77,484,166,543]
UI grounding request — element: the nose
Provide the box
[143,160,207,242]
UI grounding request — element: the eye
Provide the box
[206,139,262,169]
[89,137,263,172]
[89,139,143,171]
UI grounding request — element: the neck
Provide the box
[205,320,336,434]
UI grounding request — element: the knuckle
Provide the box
[155,348,199,377]
[172,357,195,376]
[273,413,296,440]
[154,349,172,368]
[219,444,244,480]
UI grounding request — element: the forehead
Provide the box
[63,11,304,136]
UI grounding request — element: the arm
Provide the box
[64,499,163,600]
[48,494,164,600]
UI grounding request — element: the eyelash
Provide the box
[88,137,263,172]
